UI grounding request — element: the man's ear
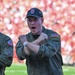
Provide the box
[41,18,44,23]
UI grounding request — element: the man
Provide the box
[0,32,13,75]
[16,7,64,75]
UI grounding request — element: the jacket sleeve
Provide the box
[16,40,28,60]
[0,36,13,67]
[37,32,61,58]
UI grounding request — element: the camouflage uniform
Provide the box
[0,33,13,75]
[16,26,63,75]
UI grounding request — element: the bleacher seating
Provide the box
[0,0,75,65]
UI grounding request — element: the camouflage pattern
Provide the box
[16,26,63,75]
[0,32,13,75]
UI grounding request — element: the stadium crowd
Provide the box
[0,0,75,65]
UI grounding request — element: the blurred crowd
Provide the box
[0,0,75,65]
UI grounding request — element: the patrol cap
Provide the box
[26,7,43,18]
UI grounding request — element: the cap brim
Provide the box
[26,15,40,19]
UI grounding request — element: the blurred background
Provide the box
[0,0,75,74]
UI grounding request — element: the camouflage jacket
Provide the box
[16,26,63,75]
[0,33,13,75]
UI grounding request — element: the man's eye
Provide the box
[28,18,38,22]
[34,19,37,21]
[28,19,32,21]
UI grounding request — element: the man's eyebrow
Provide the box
[28,18,38,20]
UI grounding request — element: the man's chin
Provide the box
[32,32,37,35]
[32,32,41,35]
[31,31,38,35]
[31,30,41,35]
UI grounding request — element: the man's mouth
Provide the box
[31,27,36,29]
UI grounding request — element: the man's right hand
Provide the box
[38,33,48,41]
[33,33,48,45]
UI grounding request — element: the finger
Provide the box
[45,36,48,40]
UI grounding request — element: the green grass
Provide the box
[63,66,75,75]
[5,64,75,75]
[5,63,27,75]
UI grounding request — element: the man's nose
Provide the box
[31,21,35,24]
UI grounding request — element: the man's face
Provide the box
[27,17,43,35]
